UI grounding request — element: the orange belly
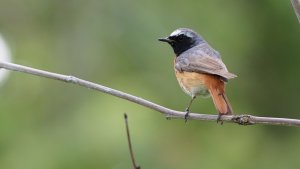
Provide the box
[175,70,210,97]
[174,68,232,115]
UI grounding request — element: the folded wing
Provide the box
[175,44,237,80]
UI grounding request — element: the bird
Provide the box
[158,28,237,122]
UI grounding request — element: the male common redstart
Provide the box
[158,28,236,122]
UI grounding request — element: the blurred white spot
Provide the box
[0,34,12,85]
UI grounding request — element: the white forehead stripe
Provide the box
[170,29,194,38]
[170,29,183,36]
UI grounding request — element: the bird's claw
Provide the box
[217,114,224,125]
[184,108,190,123]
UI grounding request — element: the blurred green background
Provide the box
[0,0,300,169]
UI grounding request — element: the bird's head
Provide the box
[158,28,204,56]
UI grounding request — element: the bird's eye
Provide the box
[177,34,185,40]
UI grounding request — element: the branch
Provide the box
[124,113,140,169]
[291,0,300,23]
[0,61,300,126]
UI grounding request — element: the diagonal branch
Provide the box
[291,0,300,23]
[0,61,300,126]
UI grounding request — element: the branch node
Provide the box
[66,75,78,83]
[232,115,254,125]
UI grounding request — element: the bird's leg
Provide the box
[217,114,224,125]
[184,96,196,123]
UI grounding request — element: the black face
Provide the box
[159,29,204,56]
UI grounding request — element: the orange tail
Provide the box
[205,77,233,115]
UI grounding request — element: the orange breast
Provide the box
[175,69,210,97]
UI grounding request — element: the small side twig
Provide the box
[291,0,300,23]
[124,113,140,169]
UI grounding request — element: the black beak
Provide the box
[158,37,172,43]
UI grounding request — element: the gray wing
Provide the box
[175,44,237,80]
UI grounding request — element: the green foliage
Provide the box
[0,0,300,168]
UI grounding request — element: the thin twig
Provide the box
[124,113,140,169]
[0,61,300,126]
[291,0,300,23]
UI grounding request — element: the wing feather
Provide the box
[175,44,237,80]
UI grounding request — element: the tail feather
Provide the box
[208,83,233,115]
[220,93,233,115]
